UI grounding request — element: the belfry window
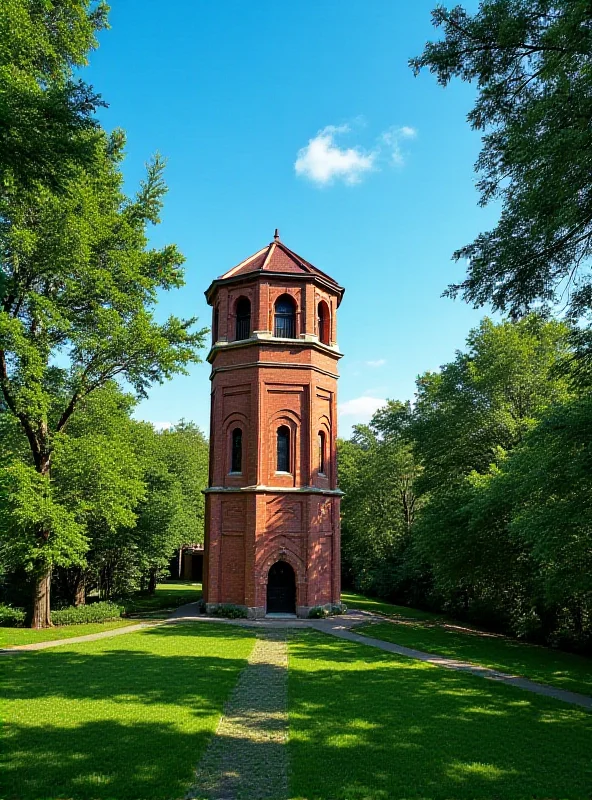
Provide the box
[317,301,330,345]
[231,428,242,473]
[318,431,326,475]
[276,426,291,472]
[274,295,296,339]
[213,306,219,344]
[235,297,251,341]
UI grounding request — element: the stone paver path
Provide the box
[186,630,289,800]
[322,624,592,711]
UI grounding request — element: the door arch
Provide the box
[266,561,296,614]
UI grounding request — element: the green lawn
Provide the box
[0,619,134,648]
[355,620,592,698]
[342,590,443,620]
[121,580,202,615]
[0,622,254,800]
[288,630,592,800]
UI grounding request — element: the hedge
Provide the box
[0,604,27,627]
[51,601,124,626]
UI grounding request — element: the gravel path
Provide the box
[185,630,289,800]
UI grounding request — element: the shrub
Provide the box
[0,604,26,627]
[309,604,348,619]
[308,606,329,619]
[51,601,124,626]
[209,604,248,619]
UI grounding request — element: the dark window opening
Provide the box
[318,301,330,345]
[318,431,326,475]
[231,428,242,473]
[274,295,296,339]
[235,297,251,340]
[213,306,219,344]
[277,425,291,472]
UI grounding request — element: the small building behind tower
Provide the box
[203,232,344,617]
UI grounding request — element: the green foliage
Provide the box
[0,603,26,627]
[0,0,109,195]
[340,315,591,650]
[412,2,592,323]
[50,600,123,626]
[339,400,423,600]
[209,604,248,619]
[0,69,207,620]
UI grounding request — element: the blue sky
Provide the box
[86,0,496,436]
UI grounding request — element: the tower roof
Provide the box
[213,234,343,293]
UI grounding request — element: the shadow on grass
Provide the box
[288,631,592,800]
[0,623,255,800]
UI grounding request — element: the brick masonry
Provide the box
[203,240,344,617]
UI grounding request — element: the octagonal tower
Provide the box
[203,231,344,617]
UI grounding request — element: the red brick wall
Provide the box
[203,271,342,615]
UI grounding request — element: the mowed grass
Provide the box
[122,580,202,615]
[288,630,592,800]
[342,590,442,620]
[0,622,254,800]
[0,619,134,648]
[356,620,592,698]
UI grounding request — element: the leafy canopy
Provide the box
[412,2,592,321]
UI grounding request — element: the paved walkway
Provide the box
[186,631,289,800]
[2,604,591,711]
[320,623,592,711]
[0,621,157,654]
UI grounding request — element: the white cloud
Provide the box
[295,123,417,186]
[365,358,386,368]
[339,396,386,423]
[381,125,417,166]
[294,125,376,186]
[151,421,173,431]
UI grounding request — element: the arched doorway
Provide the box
[266,561,296,614]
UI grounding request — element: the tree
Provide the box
[0,135,206,627]
[411,314,572,623]
[132,421,208,594]
[412,2,592,322]
[0,0,107,200]
[339,401,422,600]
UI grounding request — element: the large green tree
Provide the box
[411,314,571,623]
[339,401,422,600]
[0,135,206,626]
[412,2,592,322]
[0,0,107,200]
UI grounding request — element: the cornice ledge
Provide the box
[204,485,344,496]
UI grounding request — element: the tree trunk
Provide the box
[31,568,53,628]
[73,571,86,606]
[148,567,158,595]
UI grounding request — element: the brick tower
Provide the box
[203,231,344,618]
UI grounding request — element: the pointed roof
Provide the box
[213,234,344,297]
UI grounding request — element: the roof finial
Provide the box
[274,228,280,242]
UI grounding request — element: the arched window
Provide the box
[317,301,330,345]
[235,297,251,340]
[212,306,219,344]
[276,426,291,472]
[231,428,242,473]
[318,431,326,475]
[274,295,296,339]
